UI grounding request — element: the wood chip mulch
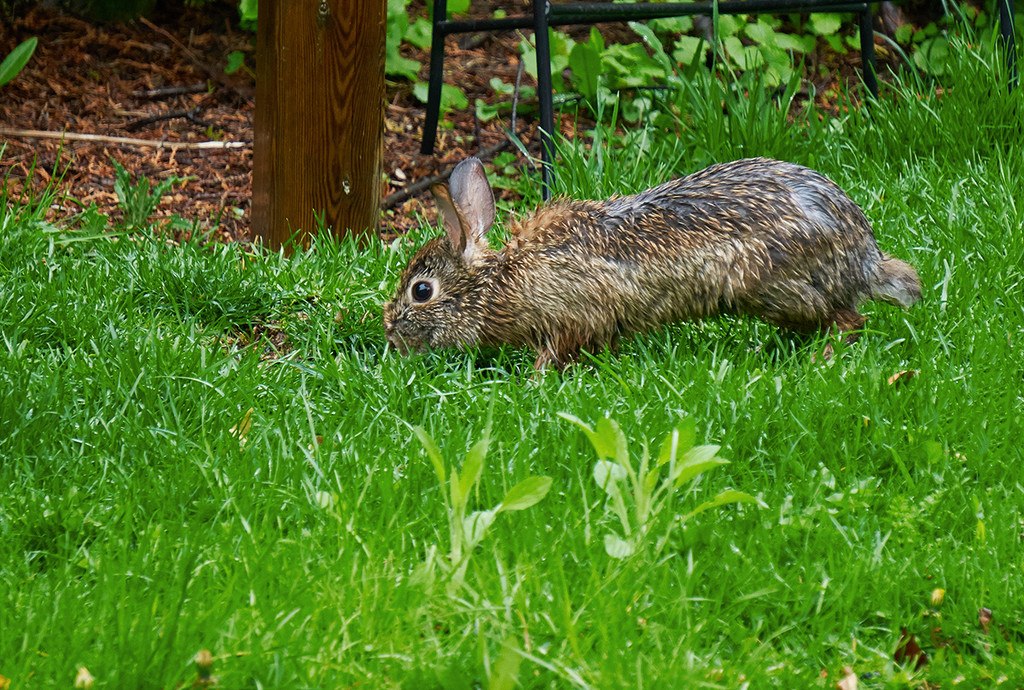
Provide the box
[1,2,904,243]
[0,2,552,243]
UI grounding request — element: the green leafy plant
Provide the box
[412,416,552,592]
[0,37,37,88]
[386,0,424,80]
[111,159,188,231]
[412,80,468,111]
[237,0,256,30]
[560,413,760,559]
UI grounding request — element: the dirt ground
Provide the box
[0,2,899,243]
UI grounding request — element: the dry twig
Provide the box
[0,128,248,150]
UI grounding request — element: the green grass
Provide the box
[3,35,1024,689]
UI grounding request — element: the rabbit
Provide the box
[383,156,921,370]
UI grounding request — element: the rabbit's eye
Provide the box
[412,281,433,302]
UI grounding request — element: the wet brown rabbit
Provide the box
[383,157,921,370]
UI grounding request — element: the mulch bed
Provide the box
[0,2,552,242]
[0,2,904,243]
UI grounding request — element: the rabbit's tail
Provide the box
[870,254,922,308]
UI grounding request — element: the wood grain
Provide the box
[253,0,386,250]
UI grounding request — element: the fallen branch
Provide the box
[0,128,248,150]
[125,107,213,132]
[382,138,511,212]
[132,84,209,100]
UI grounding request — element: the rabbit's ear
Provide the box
[431,157,495,265]
[449,157,496,240]
[431,182,472,258]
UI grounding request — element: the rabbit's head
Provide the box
[383,157,498,356]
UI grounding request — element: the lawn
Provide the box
[2,33,1024,689]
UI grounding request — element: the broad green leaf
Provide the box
[774,33,811,53]
[549,31,576,74]
[593,460,627,494]
[914,37,949,77]
[658,418,696,468]
[824,32,848,54]
[489,638,523,690]
[490,77,514,95]
[457,436,487,504]
[723,36,745,65]
[764,49,794,86]
[671,444,727,488]
[559,412,614,461]
[681,489,760,522]
[894,23,913,45]
[225,50,245,75]
[386,50,421,80]
[671,458,729,488]
[463,509,496,548]
[596,417,629,466]
[716,15,746,37]
[446,0,469,15]
[673,35,710,66]
[739,45,766,70]
[650,16,693,34]
[413,426,445,485]
[0,37,38,88]
[604,43,667,86]
[568,41,602,102]
[604,532,634,559]
[412,81,468,110]
[809,13,842,36]
[405,17,433,49]
[519,37,538,79]
[499,476,552,512]
[475,98,500,122]
[238,0,257,23]
[643,466,661,496]
[628,21,673,74]
[744,20,776,48]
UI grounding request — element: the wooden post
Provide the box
[252,0,386,250]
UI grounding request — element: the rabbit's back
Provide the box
[501,158,890,341]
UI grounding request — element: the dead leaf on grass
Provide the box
[895,627,928,669]
[979,607,993,635]
[887,369,920,387]
[74,666,95,689]
[836,665,858,690]
[229,408,253,447]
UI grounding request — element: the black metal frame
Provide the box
[421,0,1017,197]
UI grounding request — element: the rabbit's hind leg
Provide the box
[743,281,866,360]
[825,308,866,342]
[740,279,833,333]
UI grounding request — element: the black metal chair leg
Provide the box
[421,0,449,155]
[998,0,1018,90]
[533,0,555,200]
[858,6,878,97]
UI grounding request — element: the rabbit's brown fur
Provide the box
[384,157,921,370]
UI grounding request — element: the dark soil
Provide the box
[0,2,907,242]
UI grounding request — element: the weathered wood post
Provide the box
[252,0,386,250]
